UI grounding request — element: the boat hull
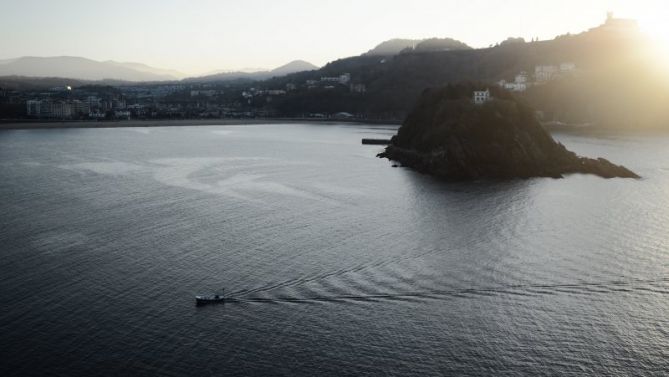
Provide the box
[195,296,226,306]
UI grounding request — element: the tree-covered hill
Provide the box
[379,83,639,179]
[267,23,662,126]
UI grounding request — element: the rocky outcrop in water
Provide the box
[378,84,639,179]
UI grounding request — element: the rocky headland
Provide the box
[378,84,639,179]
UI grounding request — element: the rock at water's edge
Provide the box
[378,84,639,180]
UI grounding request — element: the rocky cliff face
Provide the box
[378,85,639,179]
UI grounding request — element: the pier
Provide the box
[361,138,391,145]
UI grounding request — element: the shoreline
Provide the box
[0,118,401,130]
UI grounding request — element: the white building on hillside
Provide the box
[190,90,217,97]
[501,71,530,92]
[560,62,576,72]
[267,90,286,96]
[535,65,559,82]
[321,73,351,85]
[473,89,491,105]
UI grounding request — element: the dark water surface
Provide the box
[0,123,667,376]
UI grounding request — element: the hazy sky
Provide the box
[0,0,666,75]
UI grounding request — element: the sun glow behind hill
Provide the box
[640,15,669,46]
[645,38,669,83]
[619,6,669,80]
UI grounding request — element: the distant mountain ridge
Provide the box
[187,60,319,82]
[270,60,319,76]
[0,56,186,82]
[103,61,187,80]
[364,38,472,56]
[0,57,317,83]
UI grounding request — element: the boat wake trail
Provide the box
[224,277,669,305]
[229,245,472,297]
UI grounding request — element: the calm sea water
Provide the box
[0,123,667,376]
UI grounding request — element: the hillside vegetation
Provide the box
[379,84,639,179]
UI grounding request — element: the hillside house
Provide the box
[473,89,491,105]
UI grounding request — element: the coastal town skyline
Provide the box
[1,0,667,75]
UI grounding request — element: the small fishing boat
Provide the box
[195,290,227,306]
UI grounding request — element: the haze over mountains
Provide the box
[186,60,319,83]
[0,56,319,83]
[0,37,472,83]
[3,14,667,130]
[0,56,188,82]
[0,35,474,83]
